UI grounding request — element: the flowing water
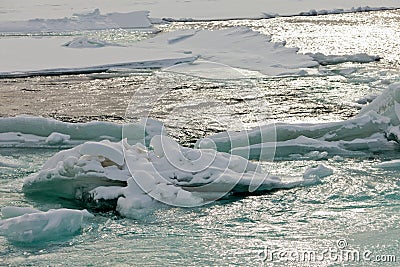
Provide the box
[1,10,400,266]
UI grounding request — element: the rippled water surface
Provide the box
[1,10,400,266]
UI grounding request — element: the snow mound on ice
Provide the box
[0,208,93,243]
[23,136,331,219]
[63,37,121,49]
[0,9,152,33]
[308,53,380,65]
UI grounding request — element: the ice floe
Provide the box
[197,83,400,160]
[0,115,163,148]
[0,27,317,77]
[308,53,380,66]
[0,9,152,33]
[23,135,331,218]
[0,207,93,243]
[375,159,400,169]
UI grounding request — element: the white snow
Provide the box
[0,9,152,33]
[303,165,334,180]
[358,82,400,125]
[45,132,71,145]
[0,27,317,77]
[0,208,93,243]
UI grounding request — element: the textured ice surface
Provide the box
[0,208,93,243]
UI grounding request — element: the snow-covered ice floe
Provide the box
[307,53,381,66]
[0,27,317,78]
[0,115,164,148]
[375,159,400,169]
[22,135,331,219]
[0,9,152,33]
[0,207,93,243]
[197,83,400,160]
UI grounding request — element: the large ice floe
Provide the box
[0,207,93,243]
[0,27,317,78]
[197,83,400,160]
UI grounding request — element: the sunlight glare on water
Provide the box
[0,10,400,267]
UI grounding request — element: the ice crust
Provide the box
[0,208,93,243]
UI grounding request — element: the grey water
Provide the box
[1,10,400,266]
